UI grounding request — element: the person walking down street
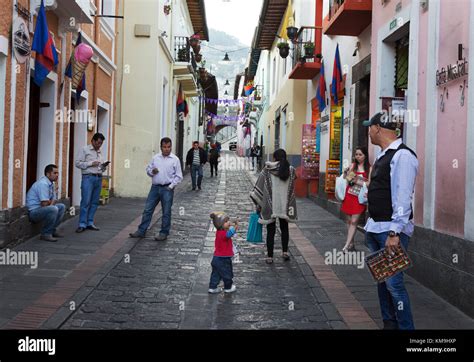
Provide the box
[26,164,66,242]
[363,112,419,330]
[256,145,262,171]
[75,133,109,233]
[209,144,220,177]
[208,212,238,294]
[129,137,183,241]
[340,146,371,252]
[250,149,297,264]
[250,145,258,171]
[186,141,207,191]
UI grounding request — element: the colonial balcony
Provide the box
[33,0,96,24]
[173,36,199,96]
[289,27,321,80]
[323,0,372,36]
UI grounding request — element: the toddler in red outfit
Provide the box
[208,212,238,294]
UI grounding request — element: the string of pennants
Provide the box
[199,97,255,105]
[205,111,246,121]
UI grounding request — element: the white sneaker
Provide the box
[208,287,222,294]
[224,285,237,293]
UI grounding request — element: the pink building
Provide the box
[369,0,473,317]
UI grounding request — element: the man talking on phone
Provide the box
[75,132,109,233]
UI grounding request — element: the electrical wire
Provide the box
[201,43,250,53]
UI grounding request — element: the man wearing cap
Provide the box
[362,111,419,330]
[129,137,183,241]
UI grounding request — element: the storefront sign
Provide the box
[301,125,319,180]
[436,59,468,86]
[12,17,30,64]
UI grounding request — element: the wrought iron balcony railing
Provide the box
[291,26,319,68]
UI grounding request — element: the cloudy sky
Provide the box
[204,0,264,46]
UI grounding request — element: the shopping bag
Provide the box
[246,212,263,243]
[335,175,347,202]
[358,182,368,204]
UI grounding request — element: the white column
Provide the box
[406,0,419,151]
[464,1,474,241]
[0,36,8,208]
[423,0,440,229]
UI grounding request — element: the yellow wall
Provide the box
[262,78,307,157]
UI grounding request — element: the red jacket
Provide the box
[214,229,234,257]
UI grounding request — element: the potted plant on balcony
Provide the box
[178,48,188,62]
[304,42,315,58]
[277,42,290,59]
[164,4,171,15]
[189,34,201,52]
[194,53,202,63]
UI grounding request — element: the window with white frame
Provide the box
[101,0,115,31]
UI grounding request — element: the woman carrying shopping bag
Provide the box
[250,149,297,264]
[340,146,371,253]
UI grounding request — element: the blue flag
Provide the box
[32,0,58,87]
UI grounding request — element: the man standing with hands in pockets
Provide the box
[75,133,108,233]
[129,137,183,241]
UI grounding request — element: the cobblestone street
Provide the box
[1,152,473,331]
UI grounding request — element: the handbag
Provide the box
[246,212,263,243]
[358,182,368,204]
[365,244,412,283]
[335,175,347,202]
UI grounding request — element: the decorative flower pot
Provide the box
[194,53,202,62]
[286,26,298,41]
[192,44,201,54]
[278,45,289,59]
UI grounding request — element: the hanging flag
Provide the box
[331,44,343,105]
[316,60,326,112]
[65,33,93,100]
[279,1,294,41]
[32,0,58,87]
[244,81,254,96]
[176,83,188,117]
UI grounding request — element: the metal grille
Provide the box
[395,37,409,90]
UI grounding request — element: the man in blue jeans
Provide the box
[26,164,66,242]
[129,137,183,241]
[75,133,108,233]
[185,141,207,191]
[363,112,419,330]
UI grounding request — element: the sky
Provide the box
[204,0,264,46]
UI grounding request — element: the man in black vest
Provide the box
[363,111,419,330]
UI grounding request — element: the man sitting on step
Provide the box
[25,164,66,242]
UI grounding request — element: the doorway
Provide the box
[26,78,41,191]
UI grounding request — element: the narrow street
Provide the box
[1,152,472,330]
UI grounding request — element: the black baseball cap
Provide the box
[362,111,400,131]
